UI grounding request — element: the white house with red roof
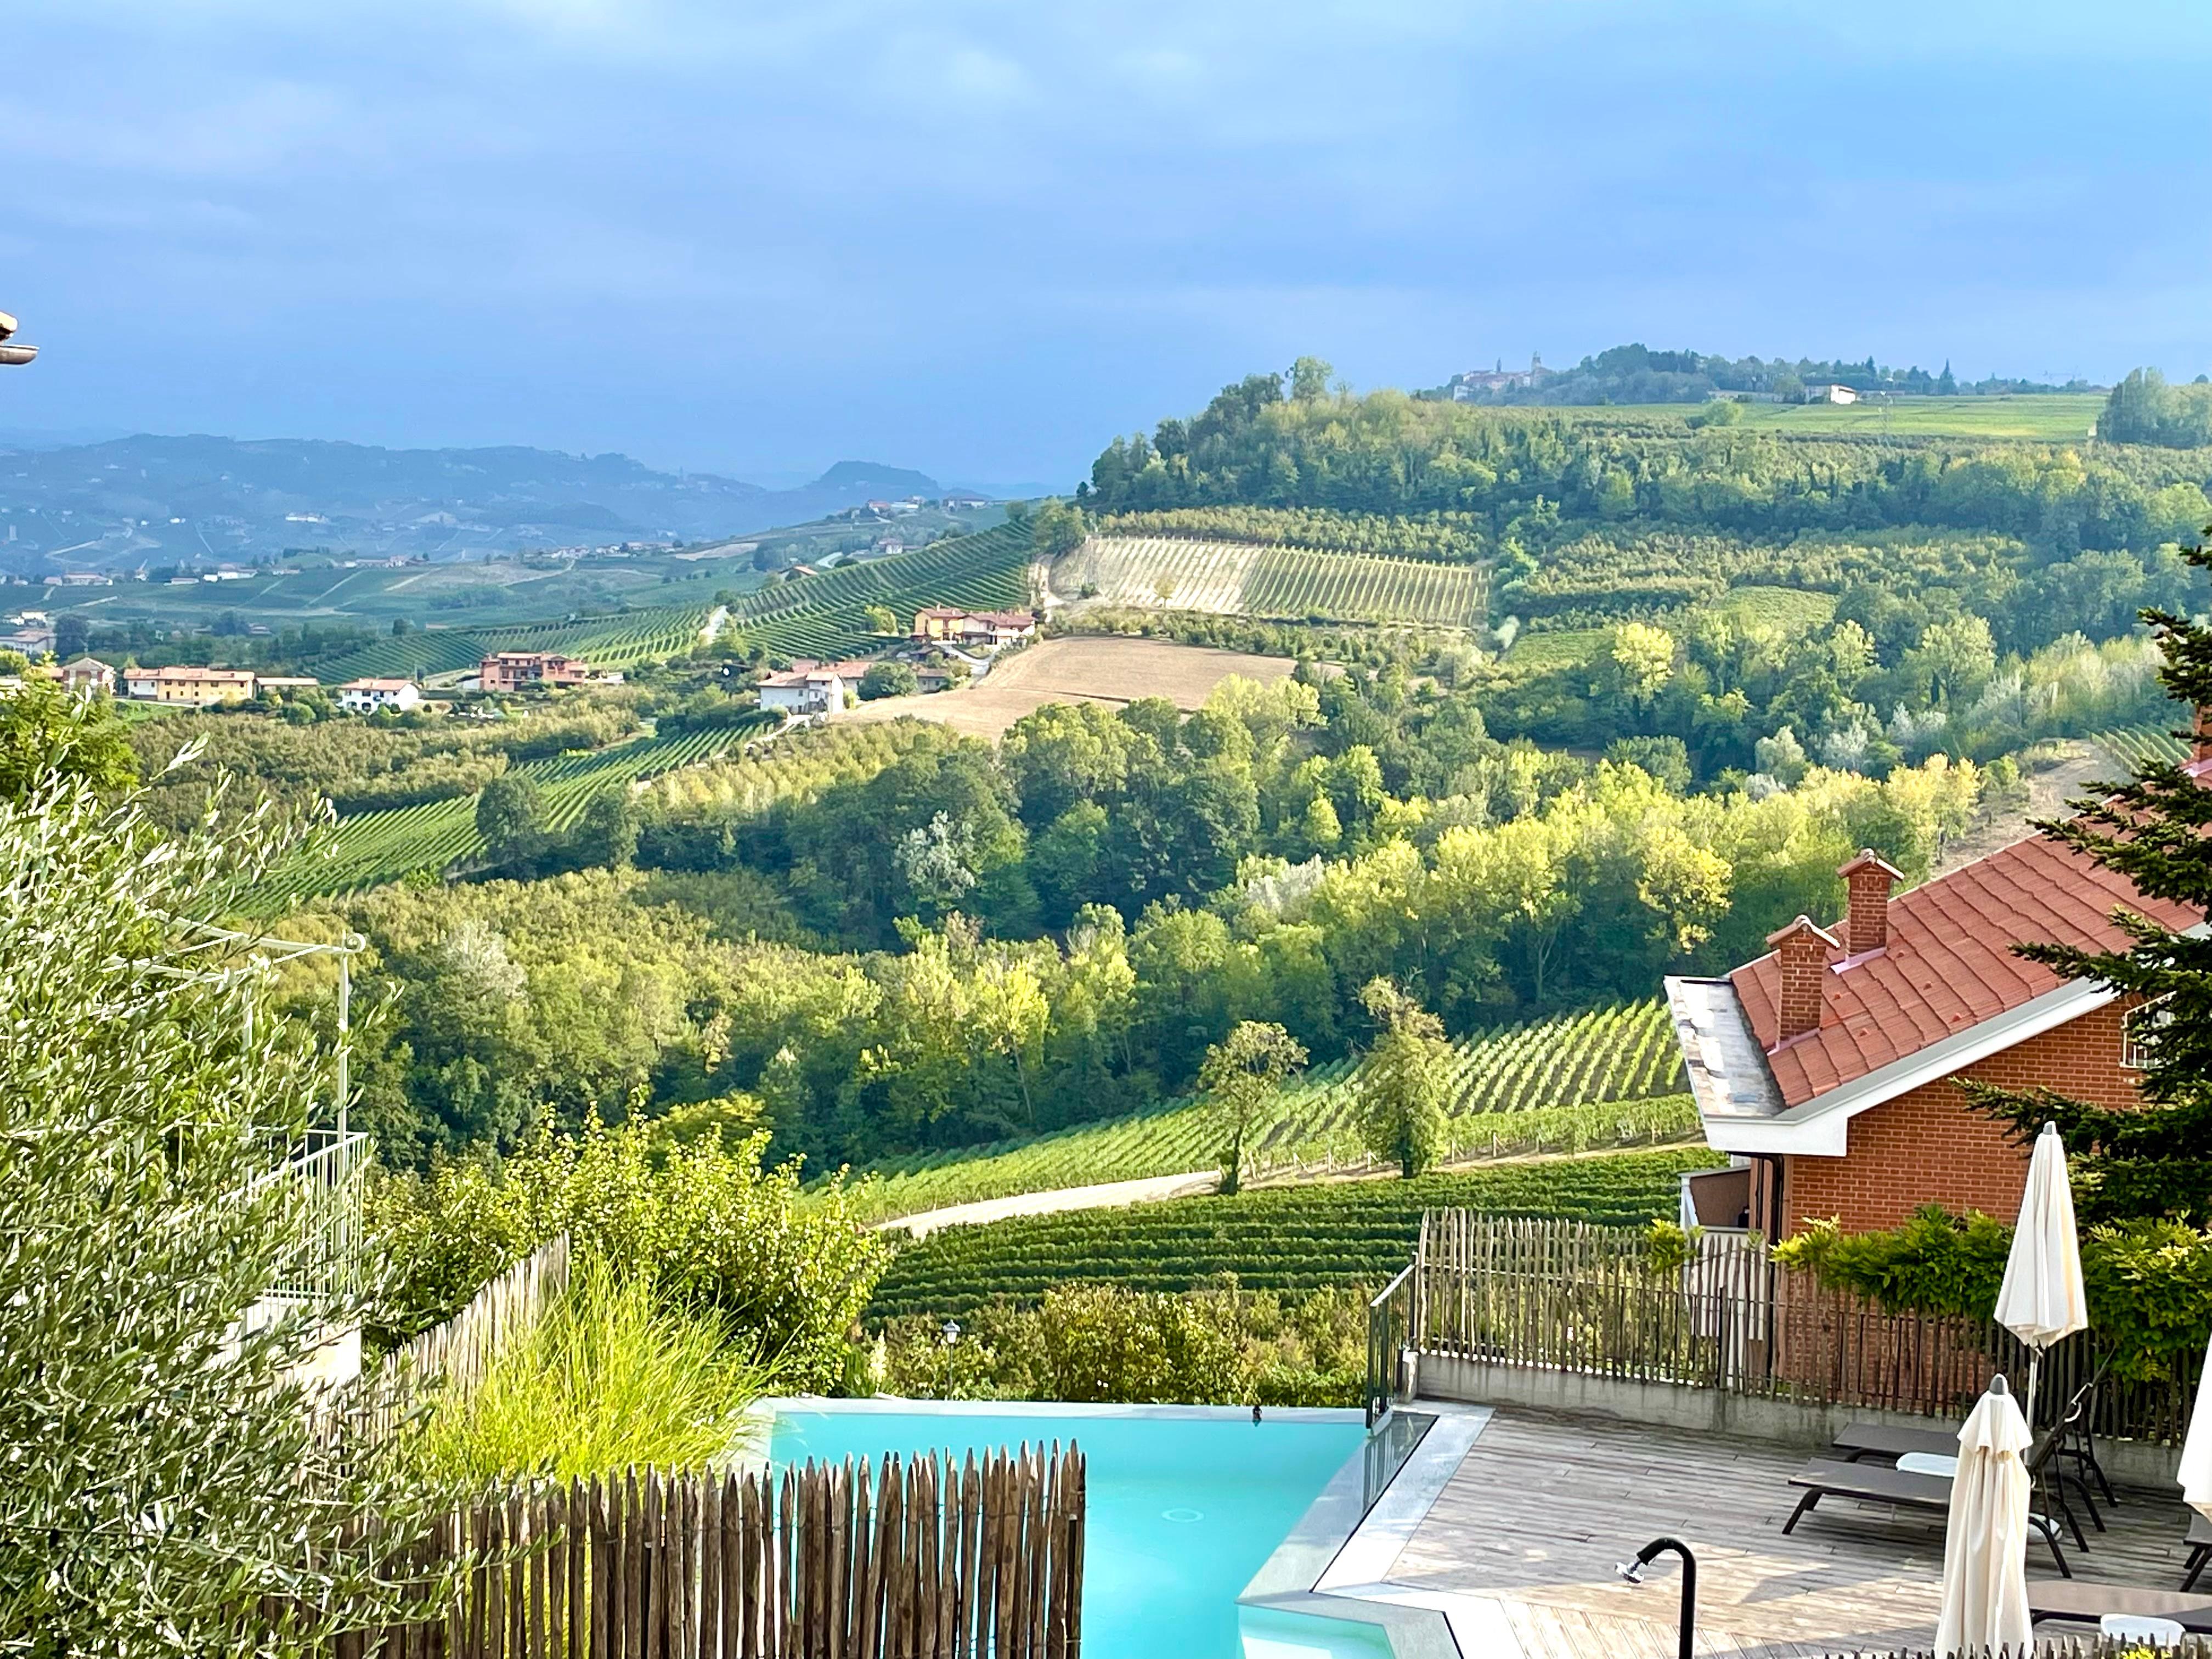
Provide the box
[1666,832,2196,1242]
[757,658,875,719]
[338,677,422,715]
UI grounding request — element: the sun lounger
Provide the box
[1833,1422,1960,1463]
[2028,1581,2212,1632]
[2183,1512,2212,1592]
[1782,1457,2073,1576]
[1831,1419,2104,1541]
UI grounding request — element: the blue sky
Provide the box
[5,1,2212,488]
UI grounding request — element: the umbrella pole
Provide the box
[2024,1353,2040,1434]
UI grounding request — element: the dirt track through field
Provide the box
[842,635,1295,741]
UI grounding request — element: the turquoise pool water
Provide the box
[769,1404,1370,1658]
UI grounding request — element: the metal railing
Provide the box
[256,1126,371,1301]
[1365,1265,1415,1427]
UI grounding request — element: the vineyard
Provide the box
[1050,535,1488,630]
[2097,721,2191,770]
[720,523,1034,661]
[1096,507,1489,563]
[642,718,954,820]
[865,1148,1706,1319]
[301,527,1029,685]
[313,605,717,685]
[260,715,774,906]
[846,999,1691,1224]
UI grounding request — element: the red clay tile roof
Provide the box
[1729,833,2200,1109]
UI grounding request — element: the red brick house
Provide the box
[478,651,594,693]
[1666,837,2197,1243]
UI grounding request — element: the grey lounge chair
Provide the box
[1831,1420,2103,1543]
[1782,1458,2073,1576]
[2184,1512,2212,1592]
[2028,1581,2212,1633]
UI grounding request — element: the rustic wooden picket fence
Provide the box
[382,1234,572,1401]
[1407,1210,2197,1442]
[339,1443,1086,1659]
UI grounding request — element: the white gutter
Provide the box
[1703,977,2117,1156]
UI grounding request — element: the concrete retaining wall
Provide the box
[1412,1352,2181,1488]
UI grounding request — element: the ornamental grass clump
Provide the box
[409,1266,777,1486]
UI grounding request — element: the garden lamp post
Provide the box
[0,309,36,366]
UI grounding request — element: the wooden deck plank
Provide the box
[1390,1407,2191,1658]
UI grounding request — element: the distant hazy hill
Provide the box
[0,436,966,572]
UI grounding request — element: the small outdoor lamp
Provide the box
[1617,1536,1697,1659]
[0,311,36,366]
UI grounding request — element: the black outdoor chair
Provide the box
[2053,1365,2117,1510]
[1819,1421,2102,1556]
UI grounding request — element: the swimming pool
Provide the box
[768,1401,1373,1659]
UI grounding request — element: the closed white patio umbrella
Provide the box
[1994,1120,2089,1428]
[2180,1328,2212,1525]
[1936,1375,2034,1658]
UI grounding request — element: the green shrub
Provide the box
[409,1267,776,1485]
[876,1279,1367,1407]
[373,1119,890,1390]
[1774,1205,2212,1380]
[1771,1206,2012,1316]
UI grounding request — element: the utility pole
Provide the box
[0,309,36,366]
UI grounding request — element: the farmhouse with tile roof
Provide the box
[1666,828,2197,1242]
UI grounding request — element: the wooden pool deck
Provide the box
[1374,1408,2198,1658]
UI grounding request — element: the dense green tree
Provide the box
[859,660,919,699]
[1355,978,1451,1178]
[0,676,138,803]
[1199,1020,1308,1195]
[1968,554,2212,1218]
[476,772,549,866]
[573,785,640,868]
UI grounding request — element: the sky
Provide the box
[7,0,2212,490]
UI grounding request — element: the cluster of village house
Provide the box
[753,606,1035,719]
[35,649,609,715]
[26,606,1032,724]
[1667,732,2212,1240]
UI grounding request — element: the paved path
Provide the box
[877,1170,1216,1238]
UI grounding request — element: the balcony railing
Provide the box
[251,1125,370,1302]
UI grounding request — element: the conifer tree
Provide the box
[1967,543,2212,1220]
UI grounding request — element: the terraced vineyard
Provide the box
[724,523,1034,661]
[866,1148,1707,1318]
[847,1000,1690,1223]
[1052,535,1487,629]
[261,716,774,906]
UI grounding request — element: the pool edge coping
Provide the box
[1238,1401,1496,1659]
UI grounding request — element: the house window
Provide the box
[2122,996,2171,1072]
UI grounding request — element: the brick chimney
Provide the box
[1837,848,1905,957]
[1767,915,1841,1046]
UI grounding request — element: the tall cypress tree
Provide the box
[1967,544,2212,1220]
